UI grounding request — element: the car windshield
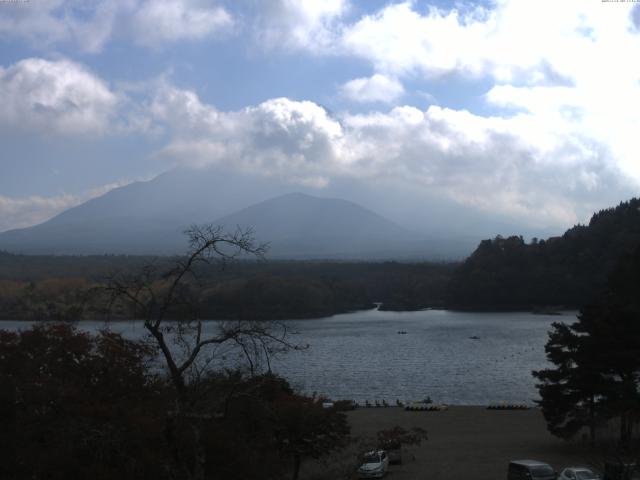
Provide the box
[363,454,380,464]
[531,465,555,477]
[576,471,597,480]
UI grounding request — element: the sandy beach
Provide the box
[304,406,603,480]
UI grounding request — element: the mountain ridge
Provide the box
[0,167,529,259]
[0,186,463,259]
[212,192,423,259]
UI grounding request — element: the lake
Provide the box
[0,309,573,405]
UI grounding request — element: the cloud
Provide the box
[0,181,130,232]
[0,0,233,53]
[340,74,404,104]
[3,1,638,231]
[251,0,348,51]
[131,0,233,47]
[149,86,635,228]
[247,1,640,189]
[338,1,638,84]
[341,2,490,77]
[339,104,631,226]
[0,0,69,47]
[152,85,344,187]
[0,58,117,135]
[334,1,640,185]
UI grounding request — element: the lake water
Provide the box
[0,309,573,405]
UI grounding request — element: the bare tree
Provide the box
[104,225,298,480]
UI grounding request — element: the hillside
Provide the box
[214,192,427,258]
[446,198,640,310]
[0,186,441,259]
[0,166,547,259]
[0,164,476,259]
[0,169,287,255]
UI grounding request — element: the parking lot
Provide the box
[343,406,600,480]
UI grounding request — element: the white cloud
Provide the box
[0,181,130,232]
[149,86,635,228]
[131,0,233,47]
[0,0,233,53]
[252,0,348,50]
[0,58,117,135]
[152,85,344,186]
[338,1,638,83]
[0,0,69,47]
[333,1,640,185]
[0,194,79,233]
[340,105,629,226]
[245,1,640,188]
[341,74,404,104]
[341,2,490,77]
[3,1,638,231]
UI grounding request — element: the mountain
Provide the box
[0,168,288,255]
[446,198,640,309]
[213,192,425,259]
[0,166,533,258]
[0,176,464,258]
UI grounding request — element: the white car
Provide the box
[559,467,599,480]
[357,450,389,478]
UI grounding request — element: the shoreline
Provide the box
[0,306,576,323]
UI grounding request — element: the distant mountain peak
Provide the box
[0,170,476,259]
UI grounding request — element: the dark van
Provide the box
[509,460,557,480]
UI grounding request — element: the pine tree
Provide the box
[534,246,640,445]
[533,320,605,443]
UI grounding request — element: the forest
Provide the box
[0,252,454,321]
[2,197,640,320]
[447,198,640,310]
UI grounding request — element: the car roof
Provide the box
[364,449,386,456]
[510,460,553,467]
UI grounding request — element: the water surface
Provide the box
[0,309,572,405]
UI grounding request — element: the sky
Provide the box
[1,0,639,233]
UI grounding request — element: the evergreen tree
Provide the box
[533,320,605,443]
[533,246,640,445]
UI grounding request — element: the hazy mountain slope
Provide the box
[0,185,432,257]
[0,166,509,258]
[214,192,425,258]
[0,168,289,255]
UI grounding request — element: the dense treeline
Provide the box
[4,196,639,318]
[0,254,455,320]
[0,250,158,281]
[447,198,640,310]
